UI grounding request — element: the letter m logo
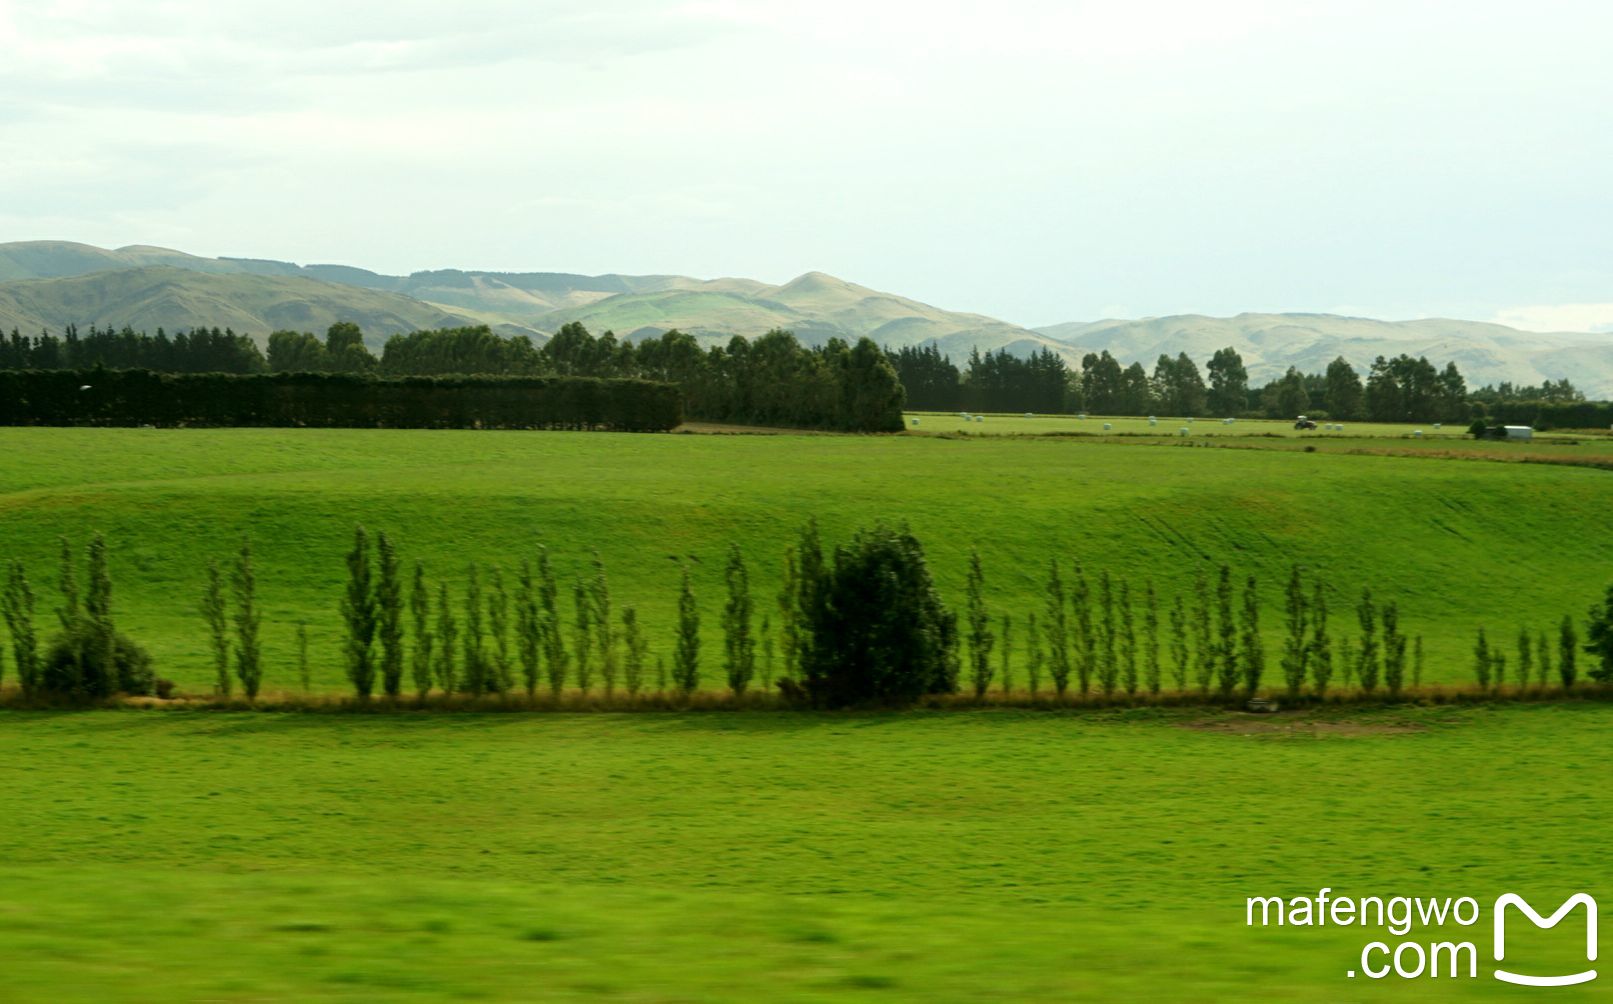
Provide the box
[1493,893,1598,987]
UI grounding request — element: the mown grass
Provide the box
[0,706,1607,1000]
[1,426,1610,693]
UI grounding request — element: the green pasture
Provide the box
[0,705,1607,1000]
[1,427,1610,693]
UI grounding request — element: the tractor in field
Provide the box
[1293,415,1318,431]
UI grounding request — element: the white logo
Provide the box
[1493,893,1598,987]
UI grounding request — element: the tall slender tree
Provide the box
[1355,588,1379,693]
[341,526,377,698]
[376,532,403,698]
[410,562,433,698]
[1381,600,1406,697]
[1240,575,1264,695]
[1143,582,1161,695]
[965,547,994,697]
[1309,579,1333,696]
[1473,627,1492,689]
[1215,566,1237,697]
[233,537,262,699]
[487,566,512,693]
[1192,570,1215,694]
[999,612,1014,695]
[1025,612,1044,696]
[1535,629,1551,688]
[1558,615,1577,687]
[462,564,485,695]
[623,606,649,696]
[674,564,700,694]
[1281,566,1308,697]
[1119,580,1137,695]
[434,581,458,695]
[759,614,776,690]
[85,533,114,692]
[572,577,593,694]
[1096,570,1117,695]
[1516,626,1534,690]
[777,546,800,681]
[1073,562,1095,695]
[722,544,755,697]
[2,562,39,696]
[1044,559,1070,696]
[1168,593,1191,692]
[516,560,539,696]
[590,551,616,696]
[537,546,566,695]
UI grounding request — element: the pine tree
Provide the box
[1281,566,1308,697]
[572,577,592,694]
[376,532,403,698]
[232,537,262,699]
[1309,579,1333,696]
[516,560,539,696]
[1473,627,1492,689]
[1215,566,1237,697]
[965,547,994,698]
[674,565,700,694]
[623,606,649,696]
[487,565,511,693]
[590,551,616,696]
[723,544,755,697]
[462,564,485,695]
[434,581,458,695]
[340,526,376,698]
[1072,562,1095,694]
[2,562,40,696]
[201,559,231,696]
[1355,588,1379,693]
[410,562,433,698]
[1044,559,1070,696]
[1143,582,1161,695]
[538,546,565,695]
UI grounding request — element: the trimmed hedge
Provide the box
[1477,399,1613,431]
[0,370,682,431]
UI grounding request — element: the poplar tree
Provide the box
[965,547,994,697]
[1044,558,1070,696]
[86,533,115,692]
[759,614,776,690]
[674,565,700,694]
[462,564,485,695]
[723,544,755,697]
[297,622,311,693]
[622,606,648,696]
[778,546,800,680]
[1215,566,1237,697]
[56,538,82,694]
[1473,627,1492,688]
[1558,616,1577,687]
[232,537,262,699]
[1072,562,1095,694]
[1143,582,1161,695]
[537,546,566,695]
[1096,570,1117,696]
[376,532,403,698]
[1168,594,1190,692]
[1355,588,1379,693]
[1516,626,1533,689]
[572,577,593,694]
[410,562,433,698]
[488,566,511,693]
[590,551,616,696]
[2,561,39,696]
[1192,569,1215,694]
[1119,579,1137,695]
[341,526,376,698]
[1381,600,1405,697]
[791,520,825,679]
[516,560,539,696]
[1025,612,1044,697]
[999,612,1014,695]
[201,559,231,696]
[434,581,458,695]
[1309,579,1333,696]
[1281,566,1308,697]
[1240,575,1263,695]
[1535,630,1551,688]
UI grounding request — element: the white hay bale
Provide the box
[1102,422,1113,431]
[911,418,920,426]
[1178,427,1190,436]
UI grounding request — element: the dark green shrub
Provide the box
[796,524,958,708]
[40,623,154,698]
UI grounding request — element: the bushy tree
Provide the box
[341,526,377,698]
[376,532,403,697]
[1587,583,1613,683]
[965,548,994,697]
[233,537,262,699]
[723,544,755,697]
[795,524,958,707]
[1207,346,1249,417]
[201,559,231,696]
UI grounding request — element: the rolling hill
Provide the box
[1039,313,1613,398]
[1,241,1610,393]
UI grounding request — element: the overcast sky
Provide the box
[2,0,1610,331]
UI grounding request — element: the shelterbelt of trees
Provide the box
[888,344,1609,428]
[0,322,907,433]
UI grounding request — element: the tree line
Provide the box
[7,529,1612,707]
[0,370,682,431]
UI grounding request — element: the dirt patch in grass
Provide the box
[1177,713,1431,737]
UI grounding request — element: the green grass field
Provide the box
[1,705,1607,1000]
[2,426,1611,694]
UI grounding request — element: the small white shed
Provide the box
[1504,426,1533,441]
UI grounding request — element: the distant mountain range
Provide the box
[1,241,1608,395]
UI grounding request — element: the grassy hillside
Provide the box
[1,427,1608,693]
[0,267,542,344]
[1038,312,1613,397]
[2,705,1607,999]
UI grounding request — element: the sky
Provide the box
[1,0,1610,331]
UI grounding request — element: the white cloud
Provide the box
[1492,305,1613,335]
